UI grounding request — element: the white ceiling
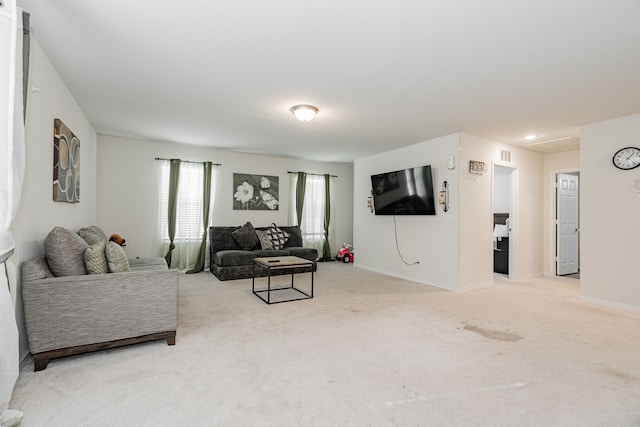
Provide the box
[17,0,640,163]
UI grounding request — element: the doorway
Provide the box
[493,165,517,279]
[555,172,580,277]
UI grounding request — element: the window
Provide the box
[300,175,325,241]
[158,161,204,242]
[289,173,335,256]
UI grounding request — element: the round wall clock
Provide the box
[612,146,640,170]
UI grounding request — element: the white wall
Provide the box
[581,114,640,309]
[353,132,544,291]
[458,134,544,285]
[11,38,97,360]
[97,135,353,260]
[542,149,580,276]
[353,134,460,290]
[458,134,495,288]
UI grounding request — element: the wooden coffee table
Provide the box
[252,256,315,304]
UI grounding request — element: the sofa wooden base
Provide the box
[32,331,176,371]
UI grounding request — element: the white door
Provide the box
[556,173,579,275]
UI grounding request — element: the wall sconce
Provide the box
[439,181,449,212]
[367,195,374,213]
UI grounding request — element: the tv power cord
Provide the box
[393,216,420,266]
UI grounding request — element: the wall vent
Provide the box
[500,149,512,162]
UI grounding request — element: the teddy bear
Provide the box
[109,234,126,246]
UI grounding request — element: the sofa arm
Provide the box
[22,269,178,354]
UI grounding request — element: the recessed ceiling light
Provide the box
[523,134,537,141]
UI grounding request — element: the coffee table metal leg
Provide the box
[267,266,271,304]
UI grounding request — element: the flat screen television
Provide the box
[371,165,436,215]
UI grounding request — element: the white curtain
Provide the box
[288,174,335,256]
[0,0,25,424]
[158,161,212,270]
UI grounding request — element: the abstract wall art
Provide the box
[53,118,80,203]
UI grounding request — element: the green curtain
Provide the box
[22,12,30,122]
[295,171,307,227]
[187,161,213,274]
[321,174,332,261]
[164,159,181,267]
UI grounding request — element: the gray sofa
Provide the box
[21,226,178,371]
[209,224,317,281]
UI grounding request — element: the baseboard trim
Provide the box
[354,263,457,291]
[459,281,492,291]
[579,296,640,313]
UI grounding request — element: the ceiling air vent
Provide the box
[526,137,580,153]
[500,149,512,162]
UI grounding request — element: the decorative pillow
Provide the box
[78,225,108,246]
[105,241,131,273]
[22,257,55,282]
[44,226,89,276]
[256,229,274,250]
[266,223,290,250]
[232,221,260,251]
[84,240,109,274]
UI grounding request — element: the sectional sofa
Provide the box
[209,223,317,281]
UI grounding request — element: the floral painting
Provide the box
[233,173,279,210]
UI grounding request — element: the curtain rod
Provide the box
[155,157,221,166]
[288,171,338,178]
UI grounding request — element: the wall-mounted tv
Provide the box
[371,165,436,215]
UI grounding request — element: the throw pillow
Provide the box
[105,241,131,273]
[84,240,109,274]
[44,226,89,276]
[266,223,290,250]
[21,257,55,282]
[256,229,274,250]
[78,225,108,245]
[232,221,260,251]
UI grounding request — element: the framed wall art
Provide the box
[233,173,279,210]
[53,118,80,203]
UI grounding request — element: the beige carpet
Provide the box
[9,264,640,426]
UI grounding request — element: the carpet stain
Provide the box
[603,369,640,383]
[463,324,523,342]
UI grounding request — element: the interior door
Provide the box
[493,165,515,278]
[556,173,579,275]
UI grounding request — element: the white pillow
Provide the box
[84,240,109,274]
[105,241,131,273]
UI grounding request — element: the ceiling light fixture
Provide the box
[290,105,318,122]
[523,134,537,141]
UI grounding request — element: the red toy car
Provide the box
[336,243,354,263]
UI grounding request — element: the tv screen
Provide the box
[371,165,436,215]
